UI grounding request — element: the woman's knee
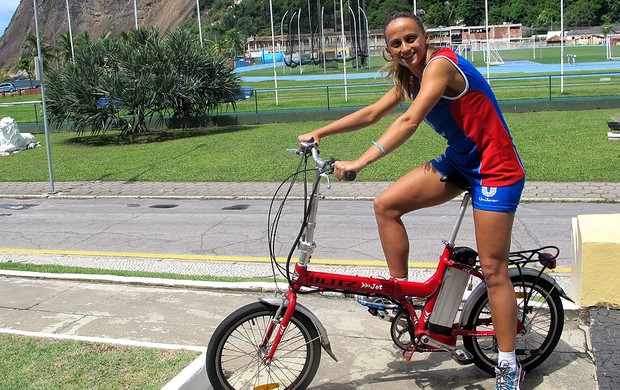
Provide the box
[374,193,398,218]
[480,258,510,288]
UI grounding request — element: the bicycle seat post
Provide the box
[446,192,471,247]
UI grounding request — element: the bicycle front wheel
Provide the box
[462,274,564,375]
[206,301,322,390]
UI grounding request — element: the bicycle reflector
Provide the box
[253,383,280,390]
[538,252,557,269]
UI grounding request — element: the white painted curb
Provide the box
[162,351,212,390]
[0,269,279,292]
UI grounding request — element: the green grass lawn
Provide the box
[0,262,282,283]
[0,333,199,390]
[1,108,618,182]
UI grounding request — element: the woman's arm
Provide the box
[333,58,459,179]
[373,58,459,155]
[298,86,404,144]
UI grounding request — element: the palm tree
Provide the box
[209,38,226,56]
[56,33,74,65]
[21,33,57,69]
[225,29,246,59]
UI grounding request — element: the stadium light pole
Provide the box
[196,0,203,46]
[65,0,75,61]
[359,6,370,69]
[269,0,279,104]
[560,0,565,92]
[340,0,348,100]
[321,7,326,73]
[484,0,490,80]
[133,0,139,29]
[33,0,55,194]
[280,11,289,74]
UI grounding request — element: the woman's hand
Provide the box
[297,132,320,145]
[333,159,366,181]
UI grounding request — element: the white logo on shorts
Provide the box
[482,186,497,197]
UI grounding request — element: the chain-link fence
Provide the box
[231,71,620,114]
[1,72,619,127]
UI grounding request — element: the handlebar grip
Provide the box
[344,171,357,181]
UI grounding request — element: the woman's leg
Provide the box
[373,162,462,278]
[472,208,517,352]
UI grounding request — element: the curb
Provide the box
[1,193,619,203]
[0,269,280,292]
[162,351,211,390]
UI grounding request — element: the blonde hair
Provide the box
[380,12,437,100]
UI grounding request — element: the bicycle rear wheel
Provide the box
[462,274,564,375]
[206,301,322,389]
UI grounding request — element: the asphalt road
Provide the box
[1,197,619,270]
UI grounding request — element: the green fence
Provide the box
[230,71,620,114]
[2,72,619,129]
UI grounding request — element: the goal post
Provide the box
[607,34,620,60]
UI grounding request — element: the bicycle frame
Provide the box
[261,154,488,363]
[207,144,572,388]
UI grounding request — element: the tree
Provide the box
[46,38,116,136]
[424,2,454,28]
[165,27,241,127]
[565,0,604,27]
[46,25,241,139]
[225,29,246,59]
[55,33,74,67]
[20,33,56,73]
[15,55,35,86]
[456,0,485,26]
[0,68,10,82]
[536,8,560,30]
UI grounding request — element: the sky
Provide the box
[0,0,21,39]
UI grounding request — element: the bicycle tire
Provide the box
[206,301,322,390]
[462,274,564,375]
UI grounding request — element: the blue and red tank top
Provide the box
[422,47,525,187]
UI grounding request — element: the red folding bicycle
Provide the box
[206,141,572,390]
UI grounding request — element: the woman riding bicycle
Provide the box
[298,11,526,390]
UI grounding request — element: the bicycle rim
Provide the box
[463,277,564,375]
[206,302,321,390]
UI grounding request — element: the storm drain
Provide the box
[221,204,250,210]
[0,204,38,210]
[149,204,179,209]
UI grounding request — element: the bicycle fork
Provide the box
[260,292,299,365]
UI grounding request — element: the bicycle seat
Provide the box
[440,174,472,193]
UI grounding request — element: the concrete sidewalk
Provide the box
[0,274,598,390]
[1,180,620,202]
[0,180,618,389]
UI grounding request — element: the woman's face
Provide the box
[384,17,429,71]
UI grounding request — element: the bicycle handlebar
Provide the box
[296,140,357,181]
[299,141,356,181]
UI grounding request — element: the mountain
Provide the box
[0,0,196,72]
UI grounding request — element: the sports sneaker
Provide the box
[355,295,398,310]
[495,360,525,390]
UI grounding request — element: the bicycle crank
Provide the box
[419,335,475,365]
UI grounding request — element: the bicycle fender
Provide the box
[459,268,573,328]
[259,297,338,362]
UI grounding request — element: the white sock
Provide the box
[497,350,517,370]
[393,277,408,281]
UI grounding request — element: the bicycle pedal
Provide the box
[451,349,474,365]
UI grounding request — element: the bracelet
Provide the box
[372,141,386,156]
